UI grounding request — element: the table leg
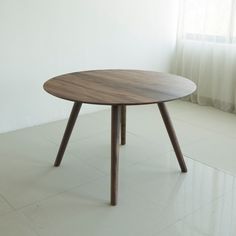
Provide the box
[121,105,126,145]
[54,102,82,167]
[157,102,187,173]
[111,105,121,205]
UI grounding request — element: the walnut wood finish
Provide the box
[121,105,126,145]
[158,103,187,172]
[111,106,121,206]
[44,70,196,105]
[44,69,196,206]
[54,102,82,167]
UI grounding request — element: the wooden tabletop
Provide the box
[44,70,196,105]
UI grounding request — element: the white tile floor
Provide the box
[1,101,236,235]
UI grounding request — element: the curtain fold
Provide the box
[174,0,236,113]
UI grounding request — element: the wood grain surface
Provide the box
[44,70,196,105]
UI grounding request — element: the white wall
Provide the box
[0,0,179,133]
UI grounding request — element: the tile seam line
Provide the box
[9,176,106,213]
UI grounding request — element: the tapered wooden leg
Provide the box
[158,102,187,173]
[111,105,121,206]
[54,102,82,167]
[121,105,126,145]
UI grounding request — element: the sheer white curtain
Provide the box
[174,0,236,112]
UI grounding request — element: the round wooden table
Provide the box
[44,70,196,206]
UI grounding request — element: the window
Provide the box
[181,0,236,43]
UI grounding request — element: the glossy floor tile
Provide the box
[19,153,235,236]
[68,131,172,173]
[158,221,207,236]
[160,191,236,236]
[167,101,236,138]
[0,194,13,217]
[183,133,236,175]
[0,138,104,208]
[0,101,236,235]
[21,177,163,236]
[0,212,38,236]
